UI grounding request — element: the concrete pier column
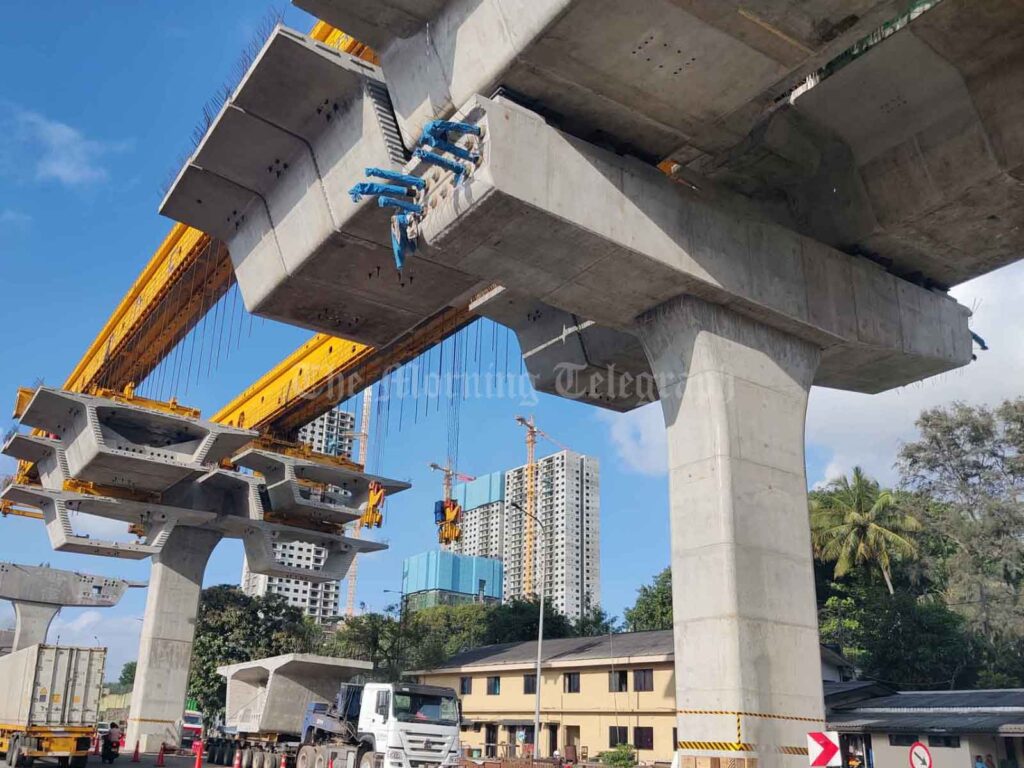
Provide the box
[11,602,59,651]
[636,295,824,768]
[128,527,221,752]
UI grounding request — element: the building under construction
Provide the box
[454,451,600,621]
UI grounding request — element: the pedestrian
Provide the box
[974,756,986,768]
[985,755,996,768]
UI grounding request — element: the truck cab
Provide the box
[301,682,461,768]
[360,683,461,768]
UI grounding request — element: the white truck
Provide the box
[0,644,106,768]
[207,654,461,768]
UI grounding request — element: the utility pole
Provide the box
[345,387,374,617]
[511,500,547,759]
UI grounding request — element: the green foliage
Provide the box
[810,467,920,594]
[859,593,978,689]
[118,661,136,688]
[623,568,672,632]
[483,598,574,644]
[598,744,637,768]
[187,585,314,720]
[573,604,620,637]
[899,400,1024,644]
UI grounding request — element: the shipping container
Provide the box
[0,644,106,766]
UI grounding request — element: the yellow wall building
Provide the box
[414,630,850,764]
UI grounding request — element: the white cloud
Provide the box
[6,106,128,187]
[50,610,143,678]
[0,209,31,227]
[594,402,666,476]
[598,260,1024,488]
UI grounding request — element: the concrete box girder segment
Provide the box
[160,26,481,346]
[416,96,973,397]
[295,0,905,160]
[15,387,257,493]
[0,562,142,651]
[0,484,215,559]
[238,521,385,584]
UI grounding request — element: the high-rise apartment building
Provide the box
[453,451,600,620]
[240,407,356,623]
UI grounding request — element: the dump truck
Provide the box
[206,654,461,768]
[0,644,106,768]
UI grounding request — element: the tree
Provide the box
[187,586,313,720]
[119,661,136,688]
[858,593,978,689]
[810,467,920,594]
[573,605,619,637]
[623,568,672,632]
[483,598,574,644]
[898,400,1024,643]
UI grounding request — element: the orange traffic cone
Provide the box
[279,753,288,768]
[92,735,100,756]
[132,741,141,763]
[232,747,242,768]
[328,757,334,768]
[120,733,126,748]
[194,741,204,768]
[156,744,166,767]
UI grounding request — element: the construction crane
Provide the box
[428,463,476,546]
[344,387,375,618]
[514,416,571,597]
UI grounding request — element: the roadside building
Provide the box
[413,630,851,763]
[827,685,1024,768]
[402,550,503,612]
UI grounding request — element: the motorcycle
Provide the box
[101,737,121,764]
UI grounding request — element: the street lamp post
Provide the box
[383,588,406,679]
[510,501,548,760]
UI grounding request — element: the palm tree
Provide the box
[810,467,921,595]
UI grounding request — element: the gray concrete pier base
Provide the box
[637,296,824,768]
[11,602,59,651]
[128,528,221,752]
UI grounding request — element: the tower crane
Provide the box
[514,416,571,597]
[428,463,475,546]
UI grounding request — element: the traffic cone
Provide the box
[120,733,126,748]
[92,735,100,756]
[328,757,334,768]
[279,753,288,768]
[233,747,242,768]
[132,741,141,763]
[194,741,204,768]
[156,744,166,767]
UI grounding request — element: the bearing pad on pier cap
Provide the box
[159,25,482,346]
[417,96,973,397]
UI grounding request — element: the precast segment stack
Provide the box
[0,386,410,752]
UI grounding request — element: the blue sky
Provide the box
[1,3,1022,678]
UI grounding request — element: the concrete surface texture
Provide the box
[419,95,972,397]
[295,0,1024,292]
[638,296,823,766]
[129,526,220,752]
[160,25,481,346]
[218,653,372,735]
[0,562,142,652]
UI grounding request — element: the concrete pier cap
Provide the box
[0,562,143,652]
[371,95,972,765]
[160,25,483,346]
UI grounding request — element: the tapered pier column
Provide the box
[11,602,59,651]
[128,528,221,751]
[637,296,824,768]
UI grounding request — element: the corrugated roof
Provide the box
[829,688,1024,734]
[829,711,1024,734]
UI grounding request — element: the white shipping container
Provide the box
[0,645,106,727]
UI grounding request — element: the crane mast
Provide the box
[344,387,374,617]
